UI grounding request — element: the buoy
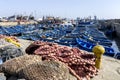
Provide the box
[92,45,105,69]
[5,37,21,47]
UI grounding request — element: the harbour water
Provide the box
[111,40,119,53]
[0,58,3,64]
[105,33,120,54]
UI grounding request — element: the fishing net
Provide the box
[0,38,23,62]
[26,41,98,80]
[18,60,71,80]
[0,54,42,75]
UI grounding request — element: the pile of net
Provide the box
[26,41,98,80]
[0,54,42,75]
[0,54,77,80]
[18,60,74,80]
[0,35,24,62]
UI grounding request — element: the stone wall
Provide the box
[0,21,38,27]
[114,23,120,38]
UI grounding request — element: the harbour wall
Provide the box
[0,21,38,27]
[113,23,120,38]
[100,21,120,38]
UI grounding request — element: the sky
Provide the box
[0,0,120,19]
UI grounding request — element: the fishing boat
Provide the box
[0,25,25,36]
[30,36,40,41]
[76,38,115,57]
[114,53,120,60]
[19,35,31,40]
[13,25,25,33]
[77,20,94,26]
[65,33,82,38]
[81,35,112,47]
[72,26,86,34]
[55,37,77,46]
[3,27,19,36]
[0,26,6,35]
[54,40,70,46]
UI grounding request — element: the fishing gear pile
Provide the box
[26,41,98,80]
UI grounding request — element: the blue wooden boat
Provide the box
[55,38,77,46]
[0,25,26,36]
[30,36,40,41]
[3,27,19,35]
[72,26,86,34]
[76,38,95,51]
[19,35,31,40]
[41,29,66,40]
[77,21,93,26]
[24,25,36,31]
[81,35,112,47]
[13,25,25,33]
[54,40,70,46]
[41,38,55,42]
[0,26,6,35]
[76,38,115,57]
[65,33,82,38]
[114,53,120,60]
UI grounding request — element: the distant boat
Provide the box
[78,21,92,25]
[77,20,94,26]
